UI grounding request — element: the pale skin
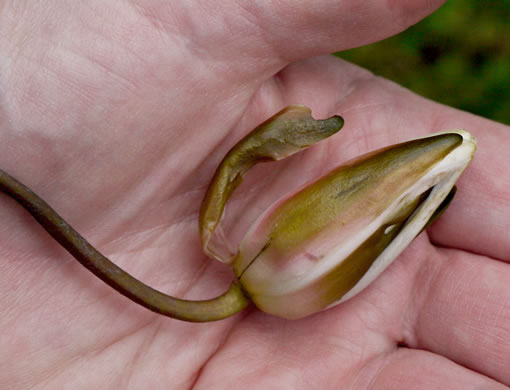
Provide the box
[1,1,509,389]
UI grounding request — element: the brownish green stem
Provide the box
[199,105,344,262]
[0,169,251,322]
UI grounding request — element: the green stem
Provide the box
[199,105,344,262]
[0,170,251,322]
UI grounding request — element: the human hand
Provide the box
[1,1,509,389]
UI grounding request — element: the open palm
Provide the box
[1,1,509,389]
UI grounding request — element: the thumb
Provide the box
[170,0,446,99]
[211,0,445,78]
[243,0,445,60]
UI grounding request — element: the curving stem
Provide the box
[199,105,344,263]
[0,169,251,322]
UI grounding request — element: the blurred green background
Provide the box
[336,0,510,125]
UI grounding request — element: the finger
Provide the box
[404,248,510,385]
[225,0,445,62]
[130,0,445,77]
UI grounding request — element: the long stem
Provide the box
[0,170,251,322]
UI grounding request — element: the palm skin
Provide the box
[1,1,509,389]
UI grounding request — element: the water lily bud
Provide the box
[233,130,476,319]
[0,105,476,323]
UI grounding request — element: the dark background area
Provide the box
[336,0,510,125]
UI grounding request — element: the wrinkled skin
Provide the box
[1,1,510,389]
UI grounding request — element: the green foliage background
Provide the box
[336,1,510,125]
